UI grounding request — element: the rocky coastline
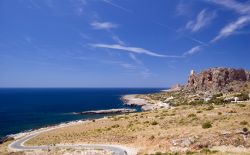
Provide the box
[74,108,136,115]
[122,94,170,111]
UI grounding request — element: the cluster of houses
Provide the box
[189,93,250,103]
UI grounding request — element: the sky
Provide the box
[0,0,250,88]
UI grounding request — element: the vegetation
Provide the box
[188,113,196,117]
[236,93,250,101]
[19,99,250,155]
[240,121,248,125]
[205,105,214,111]
[200,148,218,154]
[189,100,204,106]
[151,121,158,125]
[202,122,212,129]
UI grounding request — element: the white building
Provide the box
[234,97,239,102]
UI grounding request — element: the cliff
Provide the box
[185,67,250,93]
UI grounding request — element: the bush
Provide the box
[111,124,119,128]
[237,104,246,107]
[243,128,248,133]
[197,110,203,113]
[213,93,223,98]
[208,98,225,105]
[149,135,155,140]
[202,122,212,129]
[218,112,222,115]
[240,121,248,125]
[188,113,196,117]
[228,110,237,113]
[206,105,214,111]
[200,148,218,154]
[189,100,204,105]
[236,93,249,101]
[151,121,158,125]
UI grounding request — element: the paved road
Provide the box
[9,129,129,155]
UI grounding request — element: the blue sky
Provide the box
[0,0,250,87]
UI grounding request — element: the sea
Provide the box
[0,88,162,138]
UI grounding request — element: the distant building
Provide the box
[190,70,195,75]
[204,97,211,102]
[234,97,239,102]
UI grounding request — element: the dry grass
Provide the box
[24,102,250,154]
[0,140,25,155]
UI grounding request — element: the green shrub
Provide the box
[151,121,158,125]
[212,93,223,98]
[197,110,203,113]
[243,128,248,133]
[240,121,248,125]
[149,135,155,140]
[188,113,196,117]
[111,124,120,128]
[228,110,237,113]
[202,122,212,129]
[186,151,196,155]
[200,148,218,154]
[237,104,246,107]
[189,100,204,105]
[236,93,249,101]
[209,98,225,105]
[206,105,214,111]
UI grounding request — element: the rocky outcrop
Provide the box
[185,67,250,93]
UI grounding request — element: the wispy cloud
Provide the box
[110,34,125,45]
[91,21,118,30]
[101,59,153,78]
[186,9,216,32]
[207,0,250,15]
[101,60,137,70]
[90,43,180,58]
[183,45,202,56]
[212,16,250,42]
[176,0,192,16]
[102,0,132,13]
[129,53,142,64]
[206,0,250,42]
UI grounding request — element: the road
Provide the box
[8,128,133,155]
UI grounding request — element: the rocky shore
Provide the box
[122,94,170,111]
[74,108,136,115]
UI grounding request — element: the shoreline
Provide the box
[122,94,170,111]
[74,108,136,115]
[8,118,93,140]
[5,90,165,141]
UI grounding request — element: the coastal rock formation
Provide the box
[185,67,250,93]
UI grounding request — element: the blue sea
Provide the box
[0,88,162,138]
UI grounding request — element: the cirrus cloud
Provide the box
[212,16,250,42]
[91,21,118,30]
[186,9,216,32]
[89,43,180,58]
